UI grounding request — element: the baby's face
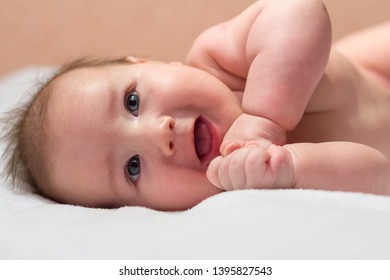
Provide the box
[45,62,242,210]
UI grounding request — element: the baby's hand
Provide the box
[221,113,287,155]
[207,140,295,191]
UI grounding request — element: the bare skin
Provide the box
[44,0,390,211]
[204,49,390,195]
[188,0,390,195]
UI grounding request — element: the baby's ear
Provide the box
[125,56,148,63]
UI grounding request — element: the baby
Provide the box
[1,0,390,211]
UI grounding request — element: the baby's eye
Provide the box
[125,90,139,116]
[126,155,141,184]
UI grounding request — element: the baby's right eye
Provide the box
[126,155,141,184]
[125,90,139,117]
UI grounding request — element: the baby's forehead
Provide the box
[55,66,104,84]
[49,66,112,96]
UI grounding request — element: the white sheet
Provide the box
[1,67,390,259]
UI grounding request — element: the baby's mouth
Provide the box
[194,117,212,163]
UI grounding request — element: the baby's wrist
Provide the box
[241,113,287,145]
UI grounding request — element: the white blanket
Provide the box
[1,68,390,259]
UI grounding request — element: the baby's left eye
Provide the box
[126,155,141,184]
[125,90,139,116]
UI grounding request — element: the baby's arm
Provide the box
[242,0,331,131]
[188,0,331,132]
[207,141,390,196]
[286,142,390,195]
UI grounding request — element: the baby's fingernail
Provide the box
[221,141,239,156]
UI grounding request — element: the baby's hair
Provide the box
[0,56,132,196]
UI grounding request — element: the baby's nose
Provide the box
[149,116,175,157]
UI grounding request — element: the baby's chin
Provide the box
[158,183,223,211]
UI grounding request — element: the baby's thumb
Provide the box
[220,140,245,156]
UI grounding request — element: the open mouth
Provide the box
[194,116,216,165]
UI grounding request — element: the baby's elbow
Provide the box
[302,0,331,33]
[312,0,331,30]
[289,0,328,12]
[272,0,332,41]
[306,0,332,54]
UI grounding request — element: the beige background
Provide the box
[0,0,389,76]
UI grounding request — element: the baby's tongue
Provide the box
[195,119,211,159]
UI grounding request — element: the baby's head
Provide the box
[1,57,242,210]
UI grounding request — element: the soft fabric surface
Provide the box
[1,68,390,259]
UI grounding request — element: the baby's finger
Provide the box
[207,153,242,191]
[206,156,225,190]
[207,147,252,191]
[244,147,270,187]
[227,147,252,189]
[220,139,246,156]
[217,154,235,190]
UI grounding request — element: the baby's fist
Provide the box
[207,142,295,191]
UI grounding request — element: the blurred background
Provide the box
[1,0,389,76]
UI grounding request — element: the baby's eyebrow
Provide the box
[107,85,120,119]
[103,123,136,193]
[104,151,116,192]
